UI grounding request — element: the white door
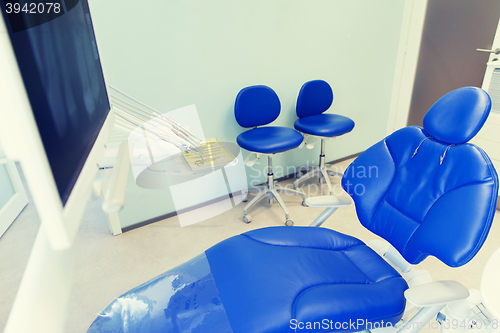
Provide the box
[471,18,500,199]
[0,161,28,237]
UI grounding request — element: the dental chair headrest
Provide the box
[423,87,491,144]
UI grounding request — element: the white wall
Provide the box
[90,0,406,227]
[0,165,15,208]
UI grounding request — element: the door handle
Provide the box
[477,48,500,54]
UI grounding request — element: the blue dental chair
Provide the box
[293,80,355,195]
[234,85,306,225]
[88,87,498,333]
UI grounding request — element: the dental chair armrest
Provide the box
[366,240,413,273]
[306,196,351,227]
[304,195,352,208]
[404,281,470,308]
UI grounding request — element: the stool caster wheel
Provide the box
[285,219,294,226]
[243,215,252,223]
[301,200,308,207]
[242,195,248,202]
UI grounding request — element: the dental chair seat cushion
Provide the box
[236,126,304,154]
[206,226,408,333]
[294,114,355,137]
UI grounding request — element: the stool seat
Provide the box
[294,113,355,137]
[236,126,304,154]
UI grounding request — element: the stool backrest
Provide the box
[296,80,334,118]
[235,85,281,128]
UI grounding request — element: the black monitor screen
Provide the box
[1,0,110,205]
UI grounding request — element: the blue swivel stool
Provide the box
[88,87,498,333]
[235,85,305,225]
[293,80,355,194]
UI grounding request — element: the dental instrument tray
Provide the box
[182,139,236,172]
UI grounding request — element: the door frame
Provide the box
[386,0,428,135]
[479,18,500,210]
[0,161,28,237]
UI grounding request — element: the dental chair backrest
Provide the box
[342,87,499,267]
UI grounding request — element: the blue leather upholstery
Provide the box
[234,85,281,128]
[206,227,408,333]
[296,80,334,118]
[295,114,355,137]
[294,80,355,138]
[235,85,303,154]
[293,80,355,195]
[423,87,491,144]
[88,87,498,333]
[237,126,304,154]
[88,228,408,333]
[342,87,498,267]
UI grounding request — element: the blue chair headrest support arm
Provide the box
[234,85,281,128]
[342,87,498,267]
[423,86,492,144]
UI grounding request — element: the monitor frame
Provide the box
[0,5,114,250]
[1,2,116,332]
